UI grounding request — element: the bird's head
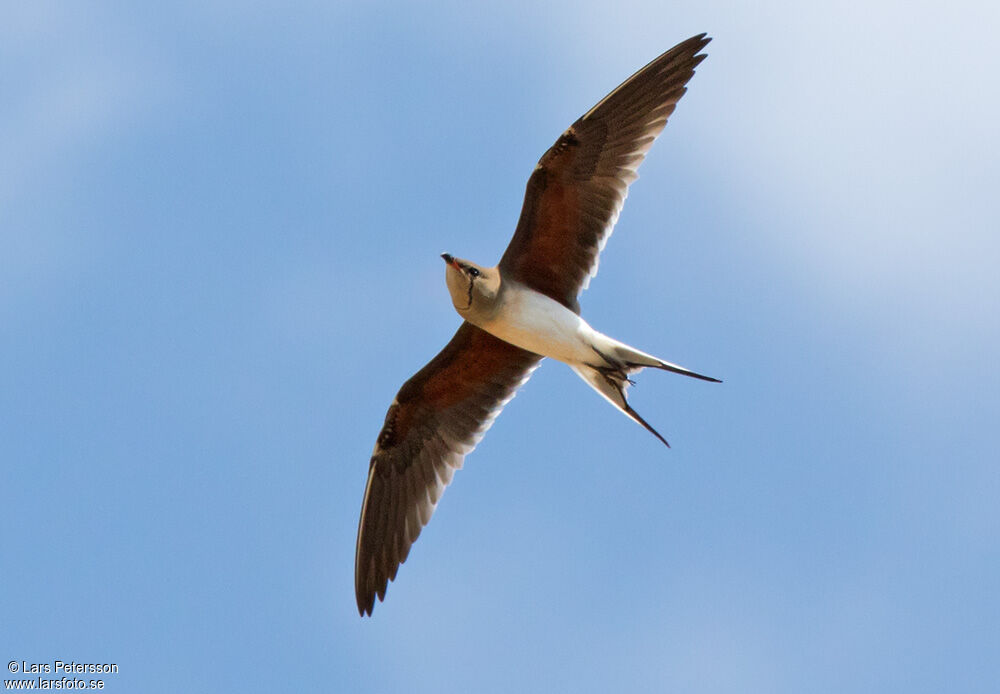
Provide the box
[441,253,500,317]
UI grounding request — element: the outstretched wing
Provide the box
[355,322,541,616]
[498,34,710,312]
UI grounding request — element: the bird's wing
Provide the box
[498,33,710,312]
[355,321,541,616]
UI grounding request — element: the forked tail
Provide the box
[604,339,721,383]
[571,363,671,447]
[572,337,720,446]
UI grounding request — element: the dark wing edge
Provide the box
[354,321,542,616]
[498,33,711,311]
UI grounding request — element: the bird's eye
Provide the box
[467,267,480,278]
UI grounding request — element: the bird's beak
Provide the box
[441,253,460,269]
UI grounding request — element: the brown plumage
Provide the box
[355,34,711,616]
[500,33,710,313]
[355,323,540,616]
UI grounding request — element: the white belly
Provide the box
[476,287,596,364]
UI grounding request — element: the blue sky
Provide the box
[3,1,998,692]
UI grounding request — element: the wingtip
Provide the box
[355,574,378,617]
[689,33,712,62]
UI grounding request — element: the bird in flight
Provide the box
[355,33,718,616]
